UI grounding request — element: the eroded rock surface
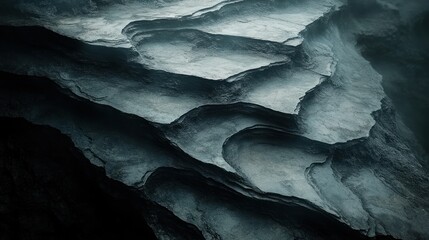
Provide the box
[1,0,429,239]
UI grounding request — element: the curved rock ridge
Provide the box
[296,7,385,144]
[122,0,343,79]
[123,0,344,45]
[0,75,178,185]
[315,100,429,240]
[1,0,429,239]
[0,73,271,187]
[1,0,236,47]
[144,167,375,240]
[0,73,347,214]
[162,103,299,172]
[0,26,321,124]
[0,73,295,183]
[223,127,334,212]
[127,29,293,80]
[0,71,391,239]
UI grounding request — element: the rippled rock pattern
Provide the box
[1,0,429,239]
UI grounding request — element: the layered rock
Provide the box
[0,0,428,239]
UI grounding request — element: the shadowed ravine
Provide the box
[0,0,428,239]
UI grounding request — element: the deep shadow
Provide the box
[0,117,157,240]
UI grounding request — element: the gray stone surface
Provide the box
[1,0,429,239]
